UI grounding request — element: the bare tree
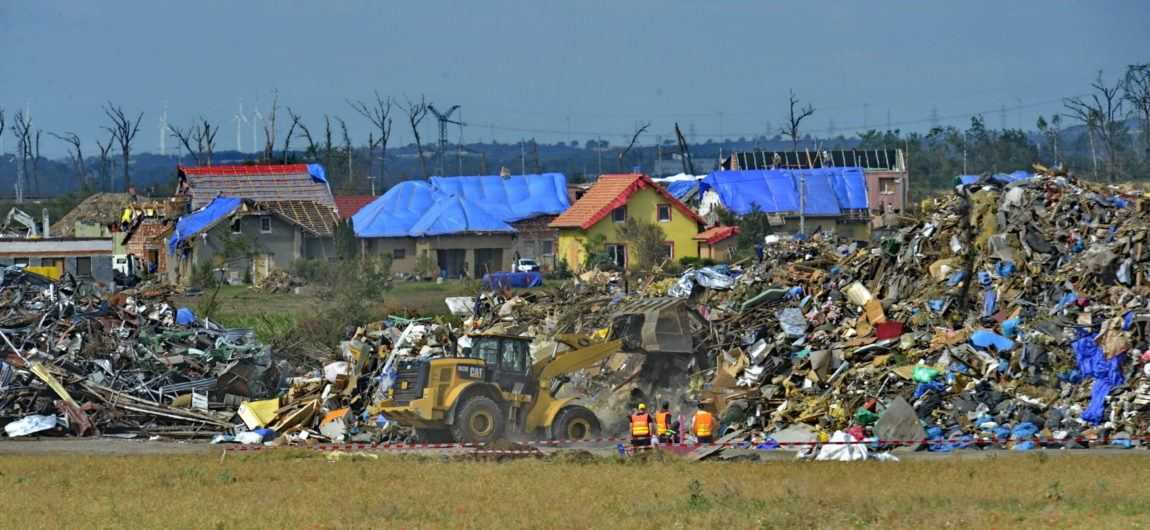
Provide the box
[168,125,199,163]
[282,109,299,163]
[10,111,34,194]
[49,131,86,184]
[262,92,279,162]
[95,132,115,191]
[780,90,816,152]
[1124,63,1150,157]
[404,95,430,177]
[198,119,218,165]
[32,130,42,193]
[1065,70,1126,181]
[337,117,353,184]
[617,122,650,171]
[350,91,394,184]
[0,109,5,156]
[289,108,317,160]
[102,102,143,191]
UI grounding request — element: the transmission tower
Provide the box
[428,104,464,176]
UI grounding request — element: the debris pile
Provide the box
[448,171,1150,455]
[0,266,284,439]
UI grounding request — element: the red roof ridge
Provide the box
[694,225,740,244]
[550,173,703,230]
[179,164,312,176]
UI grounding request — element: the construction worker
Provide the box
[655,402,673,444]
[691,403,715,445]
[630,403,655,448]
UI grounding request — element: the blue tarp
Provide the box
[664,181,699,200]
[428,173,569,222]
[168,196,242,254]
[1072,331,1125,424]
[957,171,1032,186]
[700,168,869,216]
[482,271,543,290]
[307,164,328,184]
[354,174,567,238]
[352,180,515,238]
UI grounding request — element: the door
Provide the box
[473,248,504,277]
[493,338,532,397]
[252,254,272,284]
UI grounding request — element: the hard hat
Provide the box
[638,403,647,411]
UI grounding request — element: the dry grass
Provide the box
[3,451,1150,529]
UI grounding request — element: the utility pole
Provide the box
[428,104,463,176]
[520,140,526,175]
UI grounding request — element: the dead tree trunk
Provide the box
[103,102,143,191]
[405,96,430,178]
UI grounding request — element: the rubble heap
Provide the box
[0,266,283,438]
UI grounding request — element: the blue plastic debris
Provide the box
[1010,422,1038,440]
[970,329,1015,351]
[995,260,1015,278]
[947,271,965,287]
[928,299,946,312]
[977,271,992,287]
[1123,311,1135,331]
[175,307,196,326]
[1073,331,1125,424]
[982,291,998,318]
[1002,318,1021,338]
[1012,441,1037,451]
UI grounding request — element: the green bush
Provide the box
[678,256,717,269]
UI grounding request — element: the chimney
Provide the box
[42,208,50,238]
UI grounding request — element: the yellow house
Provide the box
[550,173,703,270]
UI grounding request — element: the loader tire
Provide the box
[451,396,505,444]
[550,406,601,441]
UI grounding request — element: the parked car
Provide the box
[514,258,540,272]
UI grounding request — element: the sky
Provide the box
[1,0,1148,156]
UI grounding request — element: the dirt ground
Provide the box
[2,446,1149,528]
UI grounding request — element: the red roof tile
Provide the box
[179,164,312,176]
[334,195,375,220]
[694,225,740,244]
[550,174,703,230]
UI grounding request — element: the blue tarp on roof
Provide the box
[428,173,570,222]
[167,196,242,254]
[307,164,328,184]
[665,181,699,200]
[351,180,515,237]
[700,168,869,216]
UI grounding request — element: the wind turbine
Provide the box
[234,100,248,153]
[158,102,168,156]
[252,104,264,157]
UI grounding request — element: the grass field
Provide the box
[4,451,1150,528]
[171,280,479,342]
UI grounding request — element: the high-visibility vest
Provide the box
[655,411,671,435]
[630,413,651,437]
[693,411,714,437]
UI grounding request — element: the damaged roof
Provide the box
[550,173,703,230]
[257,200,341,236]
[178,164,335,210]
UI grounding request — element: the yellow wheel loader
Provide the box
[371,333,621,444]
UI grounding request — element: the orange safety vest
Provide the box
[693,411,714,437]
[655,411,671,435]
[630,413,651,438]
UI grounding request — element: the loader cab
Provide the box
[467,335,533,397]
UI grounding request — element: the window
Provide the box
[657,204,672,222]
[230,219,241,234]
[611,206,627,223]
[500,339,528,373]
[606,244,626,268]
[40,257,62,268]
[540,240,554,256]
[393,248,406,260]
[13,257,29,266]
[75,257,92,278]
[472,338,500,367]
[260,216,272,233]
[659,242,674,261]
[879,178,897,195]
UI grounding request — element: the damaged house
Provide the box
[353,173,569,277]
[168,164,339,285]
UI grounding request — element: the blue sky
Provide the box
[1,0,1147,155]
